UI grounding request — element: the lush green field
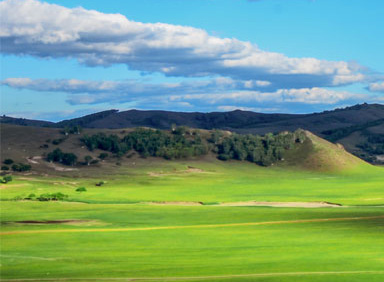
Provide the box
[1,159,384,205]
[1,160,384,281]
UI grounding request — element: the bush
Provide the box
[1,175,12,183]
[1,165,9,171]
[24,193,36,200]
[3,159,14,165]
[95,181,105,187]
[98,153,108,160]
[37,192,68,201]
[11,163,31,172]
[52,138,66,145]
[84,155,92,165]
[47,148,77,166]
[75,187,87,192]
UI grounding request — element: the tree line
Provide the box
[79,127,306,166]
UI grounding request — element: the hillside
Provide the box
[2,103,383,164]
[0,124,369,176]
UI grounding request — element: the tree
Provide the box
[1,175,12,183]
[1,165,9,171]
[84,155,92,165]
[76,187,87,192]
[11,163,31,172]
[3,159,13,165]
[98,153,108,160]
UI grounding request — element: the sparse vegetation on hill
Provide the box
[2,104,383,164]
[47,148,78,166]
[80,127,307,166]
[11,163,31,172]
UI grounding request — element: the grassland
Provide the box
[1,159,384,282]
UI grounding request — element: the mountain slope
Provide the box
[0,124,370,176]
[282,131,369,172]
[1,103,383,163]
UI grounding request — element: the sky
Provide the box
[1,0,384,121]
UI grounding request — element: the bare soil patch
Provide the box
[46,162,78,172]
[148,166,209,177]
[219,201,342,208]
[146,201,204,206]
[0,183,27,189]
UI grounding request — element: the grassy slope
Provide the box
[1,159,383,205]
[1,125,384,281]
[1,203,384,281]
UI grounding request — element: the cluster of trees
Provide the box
[24,192,68,201]
[2,159,31,172]
[81,127,208,160]
[47,148,78,166]
[62,125,82,135]
[357,132,384,156]
[322,119,384,142]
[11,163,31,172]
[1,175,12,183]
[212,130,306,166]
[81,127,306,166]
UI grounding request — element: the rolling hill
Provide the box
[1,103,383,163]
[0,124,370,176]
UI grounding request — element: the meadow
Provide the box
[1,160,384,281]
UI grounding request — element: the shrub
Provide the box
[75,187,87,192]
[47,148,77,166]
[1,165,9,171]
[84,155,92,165]
[1,175,12,183]
[24,193,36,200]
[52,138,66,145]
[95,181,105,187]
[98,153,108,160]
[3,159,14,165]
[37,192,68,201]
[11,163,31,172]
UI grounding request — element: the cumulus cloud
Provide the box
[2,77,367,107]
[1,77,273,103]
[368,81,384,93]
[0,0,369,89]
[169,88,364,105]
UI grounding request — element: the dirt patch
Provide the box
[186,166,204,173]
[145,201,204,206]
[26,158,39,164]
[148,166,208,177]
[0,184,28,189]
[46,162,78,172]
[219,201,342,208]
[2,219,103,226]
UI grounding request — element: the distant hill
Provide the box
[1,103,383,163]
[0,124,369,176]
[0,115,54,127]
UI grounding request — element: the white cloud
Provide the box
[2,77,370,107]
[170,88,365,106]
[368,81,384,93]
[0,0,369,89]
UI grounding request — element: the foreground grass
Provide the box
[1,160,383,281]
[1,203,384,281]
[1,159,384,205]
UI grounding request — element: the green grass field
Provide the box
[1,160,384,281]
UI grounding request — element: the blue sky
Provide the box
[1,0,383,121]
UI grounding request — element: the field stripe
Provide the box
[2,270,384,281]
[1,215,383,236]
